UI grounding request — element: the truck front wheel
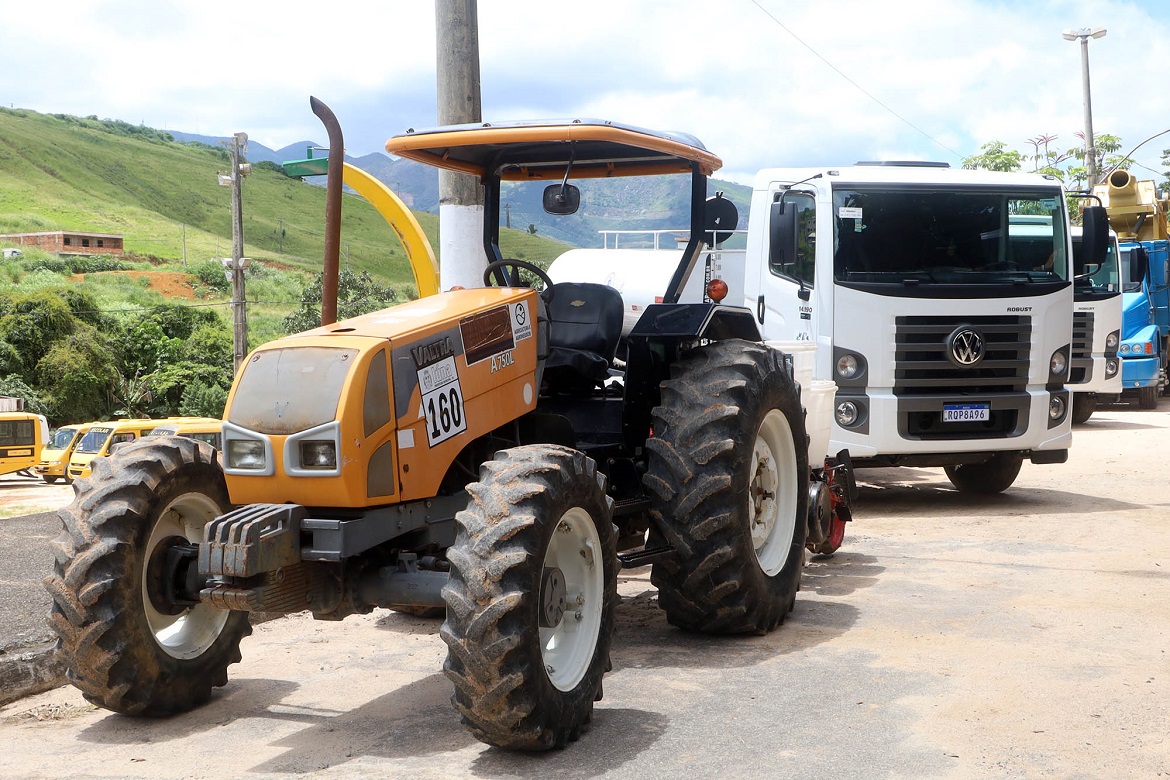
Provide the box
[644,340,809,635]
[1138,385,1158,409]
[944,452,1024,494]
[441,445,617,750]
[1071,393,1096,424]
[44,437,250,715]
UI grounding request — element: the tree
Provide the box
[36,326,121,423]
[283,268,399,334]
[179,380,228,418]
[962,141,1023,172]
[0,375,48,416]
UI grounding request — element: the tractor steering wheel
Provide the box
[483,259,555,302]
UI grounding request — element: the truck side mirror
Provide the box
[769,197,799,269]
[543,183,581,215]
[1129,245,1149,284]
[1079,206,1110,269]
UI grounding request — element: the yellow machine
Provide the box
[0,411,48,478]
[47,119,854,751]
[66,418,160,480]
[34,422,92,484]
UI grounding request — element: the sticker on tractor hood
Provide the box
[510,301,532,342]
[418,355,466,447]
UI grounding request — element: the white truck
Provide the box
[555,163,1110,493]
[1068,227,1123,423]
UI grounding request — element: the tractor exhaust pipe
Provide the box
[310,96,343,326]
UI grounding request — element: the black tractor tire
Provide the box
[43,475,59,485]
[441,445,617,751]
[644,339,809,635]
[1138,385,1158,409]
[944,452,1024,495]
[44,437,251,716]
[1071,393,1095,425]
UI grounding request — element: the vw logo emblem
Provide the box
[947,327,985,366]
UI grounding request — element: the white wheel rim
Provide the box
[747,409,799,575]
[142,492,229,660]
[539,507,603,692]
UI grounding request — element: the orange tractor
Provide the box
[46,119,854,750]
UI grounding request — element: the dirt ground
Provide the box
[68,270,200,299]
[0,401,1168,778]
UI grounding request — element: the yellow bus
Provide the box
[0,412,49,478]
[34,423,93,484]
[147,417,223,450]
[67,419,160,481]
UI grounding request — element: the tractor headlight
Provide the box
[300,440,337,469]
[227,439,266,470]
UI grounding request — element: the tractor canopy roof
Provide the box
[385,119,722,181]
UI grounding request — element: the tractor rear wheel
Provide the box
[644,339,809,635]
[441,445,617,750]
[44,437,250,716]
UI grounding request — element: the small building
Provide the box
[0,231,125,256]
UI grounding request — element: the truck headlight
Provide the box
[227,439,266,470]
[300,440,337,469]
[836,354,860,380]
[1106,358,1119,377]
[1105,331,1119,350]
[1049,350,1067,376]
[835,400,859,426]
[1049,395,1067,421]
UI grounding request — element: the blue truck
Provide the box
[1093,171,1170,408]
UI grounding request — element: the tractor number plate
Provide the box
[419,356,467,446]
[942,403,990,422]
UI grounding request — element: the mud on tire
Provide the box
[644,339,809,635]
[441,445,617,751]
[44,437,250,716]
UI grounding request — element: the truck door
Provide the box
[745,187,818,342]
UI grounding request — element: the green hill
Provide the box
[0,108,572,286]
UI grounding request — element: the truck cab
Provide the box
[743,162,1108,493]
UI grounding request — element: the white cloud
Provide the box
[3,0,1169,178]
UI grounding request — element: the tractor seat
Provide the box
[542,282,624,393]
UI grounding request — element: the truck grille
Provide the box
[1069,310,1094,384]
[894,315,1032,396]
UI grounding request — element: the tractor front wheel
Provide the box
[441,445,617,750]
[44,437,250,716]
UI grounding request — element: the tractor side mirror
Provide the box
[543,183,581,215]
[769,196,799,269]
[703,194,739,247]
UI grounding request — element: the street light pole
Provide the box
[1063,27,1107,188]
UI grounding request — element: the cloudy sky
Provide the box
[5,0,1170,184]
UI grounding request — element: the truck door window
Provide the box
[769,192,815,288]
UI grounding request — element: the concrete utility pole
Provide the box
[1063,27,1107,188]
[436,0,484,290]
[221,132,250,374]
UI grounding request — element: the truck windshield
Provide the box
[1072,235,1120,297]
[832,187,1068,284]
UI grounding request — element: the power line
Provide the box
[749,0,963,160]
